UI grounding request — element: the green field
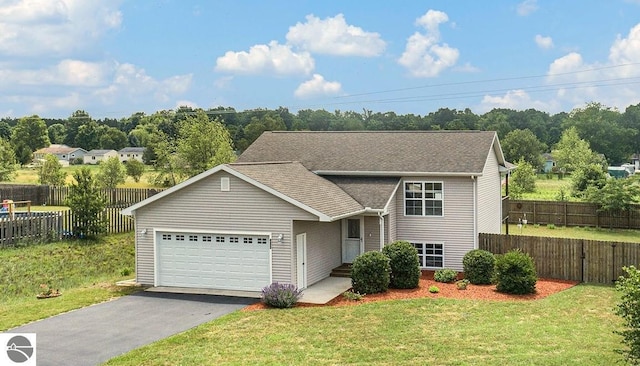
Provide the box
[13,165,158,188]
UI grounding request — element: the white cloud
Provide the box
[478,90,559,113]
[398,10,459,78]
[0,59,108,88]
[535,35,554,49]
[294,74,342,98]
[544,23,640,110]
[95,63,193,104]
[517,0,539,16]
[286,14,386,57]
[455,62,480,73]
[0,0,123,57]
[214,76,234,89]
[215,41,314,75]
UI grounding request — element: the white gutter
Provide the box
[472,175,478,249]
[378,212,385,250]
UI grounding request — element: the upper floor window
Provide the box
[404,181,443,216]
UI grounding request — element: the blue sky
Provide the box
[2,0,640,119]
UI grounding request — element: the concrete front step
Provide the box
[330,264,352,278]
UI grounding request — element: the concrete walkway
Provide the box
[148,277,352,305]
[300,277,352,304]
[11,292,256,366]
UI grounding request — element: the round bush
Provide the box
[434,268,458,283]
[493,250,537,295]
[463,249,496,285]
[381,241,420,289]
[351,251,391,294]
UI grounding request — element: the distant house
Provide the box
[33,144,87,166]
[83,149,118,165]
[118,147,146,163]
[542,153,556,173]
[631,153,640,171]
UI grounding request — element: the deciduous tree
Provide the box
[38,154,67,186]
[0,138,17,181]
[12,115,50,151]
[65,167,106,239]
[501,129,547,169]
[96,157,126,189]
[124,159,145,183]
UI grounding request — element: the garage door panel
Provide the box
[157,232,271,292]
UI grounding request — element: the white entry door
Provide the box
[296,233,307,289]
[342,217,363,263]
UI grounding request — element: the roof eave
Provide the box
[313,170,483,177]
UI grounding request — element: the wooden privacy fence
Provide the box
[479,233,640,284]
[0,206,134,247]
[509,200,640,229]
[0,185,163,207]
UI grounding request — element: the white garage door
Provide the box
[157,231,271,292]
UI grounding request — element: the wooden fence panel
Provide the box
[582,240,614,284]
[509,200,640,229]
[479,233,640,284]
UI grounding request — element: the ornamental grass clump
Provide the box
[261,282,302,308]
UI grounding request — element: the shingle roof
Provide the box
[34,145,84,154]
[325,176,399,210]
[230,162,364,219]
[237,131,501,175]
[86,149,116,155]
[118,147,146,153]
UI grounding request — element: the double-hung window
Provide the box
[404,181,443,216]
[412,242,444,268]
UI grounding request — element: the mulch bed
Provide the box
[243,271,579,311]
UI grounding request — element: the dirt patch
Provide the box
[243,271,578,311]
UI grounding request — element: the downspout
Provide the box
[378,212,385,250]
[472,176,478,249]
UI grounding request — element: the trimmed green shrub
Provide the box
[434,269,458,283]
[615,265,640,364]
[261,282,302,308]
[493,250,537,295]
[382,240,420,289]
[429,285,440,293]
[462,249,496,285]
[351,251,391,294]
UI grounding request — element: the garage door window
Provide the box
[202,235,212,242]
[189,235,198,241]
[176,234,184,241]
[257,238,268,245]
[229,237,239,243]
[162,234,171,240]
[244,237,253,244]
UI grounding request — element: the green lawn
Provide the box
[0,232,138,330]
[106,285,622,365]
[504,223,640,243]
[519,175,575,201]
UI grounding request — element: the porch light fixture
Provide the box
[277,234,284,242]
[140,229,148,235]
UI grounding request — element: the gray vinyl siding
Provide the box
[477,147,502,235]
[387,190,397,243]
[396,176,474,271]
[293,220,341,286]
[134,172,317,286]
[364,216,380,252]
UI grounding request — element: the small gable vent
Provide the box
[221,177,230,191]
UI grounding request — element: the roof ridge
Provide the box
[230,161,298,166]
[268,130,493,134]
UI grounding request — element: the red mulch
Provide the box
[243,271,579,311]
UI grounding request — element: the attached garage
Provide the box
[155,231,271,292]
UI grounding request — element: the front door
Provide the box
[342,217,363,263]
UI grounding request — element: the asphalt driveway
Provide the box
[10,291,256,366]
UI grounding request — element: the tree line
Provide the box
[2,101,640,187]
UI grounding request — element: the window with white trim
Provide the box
[404,181,443,216]
[412,242,444,268]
